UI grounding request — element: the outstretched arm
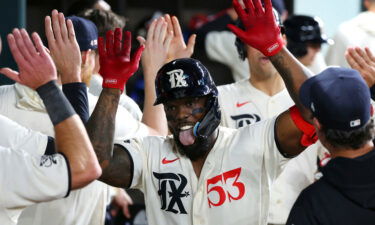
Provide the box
[228,0,313,156]
[86,28,144,188]
[0,27,101,190]
[138,17,172,136]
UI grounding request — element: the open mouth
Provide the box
[178,125,196,146]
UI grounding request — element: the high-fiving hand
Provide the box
[228,0,283,56]
[45,10,82,84]
[99,28,144,92]
[0,29,57,90]
[346,47,375,88]
[164,14,196,61]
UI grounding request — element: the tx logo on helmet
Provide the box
[167,69,188,88]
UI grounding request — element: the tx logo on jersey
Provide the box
[167,69,188,88]
[40,155,58,167]
[153,172,189,214]
[231,114,261,128]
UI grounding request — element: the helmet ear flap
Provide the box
[193,96,221,139]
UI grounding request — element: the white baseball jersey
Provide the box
[218,79,294,128]
[0,115,70,225]
[218,79,327,224]
[116,117,288,225]
[326,11,375,68]
[89,74,143,121]
[0,84,147,225]
[0,147,70,225]
[0,84,148,140]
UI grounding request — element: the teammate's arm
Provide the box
[138,17,171,136]
[228,0,313,156]
[0,24,101,189]
[86,28,144,188]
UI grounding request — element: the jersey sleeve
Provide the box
[242,117,288,182]
[0,114,48,155]
[205,31,239,66]
[114,138,146,190]
[0,147,70,208]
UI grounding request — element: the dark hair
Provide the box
[79,9,126,37]
[322,119,375,149]
[286,38,308,58]
[67,0,99,16]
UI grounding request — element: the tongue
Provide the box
[179,128,196,146]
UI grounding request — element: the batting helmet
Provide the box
[154,58,221,139]
[235,7,284,61]
[284,15,333,57]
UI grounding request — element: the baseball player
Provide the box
[0,25,101,224]
[217,8,325,225]
[284,15,332,74]
[3,11,143,225]
[286,67,375,225]
[83,0,320,224]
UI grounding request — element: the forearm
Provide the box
[269,47,313,121]
[142,69,168,136]
[55,115,101,189]
[63,82,89,123]
[37,81,101,189]
[86,88,121,168]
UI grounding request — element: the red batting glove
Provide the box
[227,0,283,56]
[99,28,145,92]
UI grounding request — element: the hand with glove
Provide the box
[228,0,283,56]
[99,28,144,92]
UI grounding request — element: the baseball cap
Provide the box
[300,67,371,131]
[67,15,98,51]
[284,15,333,44]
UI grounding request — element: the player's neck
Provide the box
[249,72,285,96]
[191,129,219,178]
[326,141,374,159]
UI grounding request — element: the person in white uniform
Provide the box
[84,1,321,224]
[326,0,375,67]
[0,21,101,225]
[218,8,329,225]
[3,11,146,225]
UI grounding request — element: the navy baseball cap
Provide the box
[300,67,371,131]
[67,16,98,51]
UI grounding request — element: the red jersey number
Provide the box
[206,167,245,208]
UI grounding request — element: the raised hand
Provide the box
[45,10,82,84]
[0,29,57,89]
[227,0,283,56]
[136,17,171,136]
[99,28,144,92]
[345,47,375,87]
[137,17,173,76]
[164,14,196,61]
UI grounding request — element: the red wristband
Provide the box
[289,105,318,147]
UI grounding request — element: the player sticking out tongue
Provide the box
[179,108,205,146]
[154,58,221,160]
[179,126,195,146]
